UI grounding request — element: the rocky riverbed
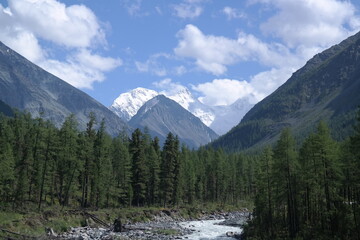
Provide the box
[57,211,249,240]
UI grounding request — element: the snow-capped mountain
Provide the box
[109,87,158,121]
[209,97,254,135]
[129,95,218,148]
[109,87,254,135]
[165,88,216,127]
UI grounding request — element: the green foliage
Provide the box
[245,118,360,239]
[0,111,256,218]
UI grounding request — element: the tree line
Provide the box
[2,109,359,239]
[0,112,256,210]
[243,115,360,239]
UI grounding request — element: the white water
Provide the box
[180,219,242,239]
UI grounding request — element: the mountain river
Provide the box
[180,219,242,239]
[58,211,246,239]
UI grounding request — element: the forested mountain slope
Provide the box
[0,41,129,135]
[212,31,360,152]
[0,100,14,117]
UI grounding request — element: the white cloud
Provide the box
[153,78,187,96]
[122,0,149,17]
[40,59,102,89]
[135,54,188,77]
[223,6,246,20]
[174,0,360,107]
[174,24,243,75]
[9,0,105,48]
[192,79,256,106]
[0,0,121,89]
[190,68,295,107]
[174,65,187,75]
[75,49,122,72]
[135,54,169,77]
[173,0,204,19]
[249,67,295,100]
[258,0,360,48]
[174,24,299,75]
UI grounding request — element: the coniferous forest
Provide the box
[243,113,360,239]
[1,110,360,239]
[0,111,256,211]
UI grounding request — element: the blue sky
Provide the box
[1,0,360,107]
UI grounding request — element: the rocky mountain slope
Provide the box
[109,87,158,121]
[0,41,129,135]
[110,87,254,135]
[129,95,218,148]
[211,31,360,152]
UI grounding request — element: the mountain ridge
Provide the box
[0,41,129,135]
[110,86,254,135]
[129,95,218,148]
[211,31,360,152]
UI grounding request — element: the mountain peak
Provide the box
[129,95,218,148]
[166,87,195,110]
[110,86,255,135]
[110,87,158,121]
[0,41,129,135]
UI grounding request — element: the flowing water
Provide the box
[180,219,242,239]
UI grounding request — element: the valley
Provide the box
[0,1,360,239]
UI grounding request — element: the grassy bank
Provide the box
[0,201,253,238]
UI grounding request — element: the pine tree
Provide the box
[160,133,180,207]
[180,145,196,204]
[38,121,57,210]
[273,128,299,238]
[254,147,274,238]
[80,112,97,207]
[349,108,360,238]
[314,122,342,236]
[0,116,15,204]
[13,113,34,206]
[93,119,112,207]
[57,114,79,206]
[111,134,132,206]
[130,129,147,206]
[146,137,160,205]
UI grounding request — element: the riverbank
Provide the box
[0,203,252,239]
[58,211,249,239]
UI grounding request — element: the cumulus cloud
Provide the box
[0,0,121,89]
[174,24,299,75]
[190,67,296,107]
[174,24,243,75]
[8,0,105,48]
[175,0,360,106]
[257,0,360,48]
[192,79,257,106]
[153,78,187,96]
[39,49,122,89]
[173,0,204,19]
